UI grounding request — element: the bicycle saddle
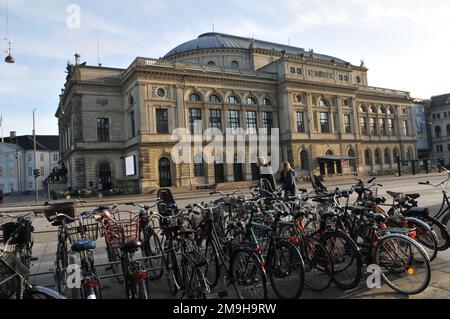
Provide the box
[405,193,421,200]
[121,240,142,253]
[387,191,403,198]
[71,239,97,253]
[367,212,388,223]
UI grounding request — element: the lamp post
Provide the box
[33,109,38,205]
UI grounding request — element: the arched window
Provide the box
[365,149,372,166]
[189,93,202,103]
[207,61,216,66]
[393,148,400,160]
[209,94,221,104]
[359,105,367,113]
[295,95,303,103]
[228,95,240,104]
[300,150,309,170]
[356,76,362,84]
[319,99,329,107]
[246,97,257,105]
[435,126,442,138]
[406,149,413,161]
[374,149,382,165]
[263,98,273,106]
[384,149,391,165]
[387,108,395,115]
[231,61,240,68]
[370,106,377,114]
[379,106,386,114]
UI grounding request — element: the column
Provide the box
[135,83,149,134]
[306,93,314,135]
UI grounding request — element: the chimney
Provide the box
[10,131,16,138]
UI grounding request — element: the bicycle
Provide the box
[193,200,269,299]
[102,210,150,299]
[417,167,450,250]
[49,209,102,299]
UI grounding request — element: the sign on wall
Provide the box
[125,156,136,176]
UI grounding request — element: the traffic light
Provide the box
[33,169,41,178]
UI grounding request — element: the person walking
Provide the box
[280,162,297,198]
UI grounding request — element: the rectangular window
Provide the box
[437,113,441,119]
[437,145,443,153]
[360,118,368,135]
[28,182,33,190]
[344,75,349,81]
[370,118,377,135]
[290,67,296,74]
[189,109,202,134]
[388,119,395,135]
[28,167,32,177]
[194,162,204,177]
[262,112,273,135]
[339,75,343,81]
[156,109,169,134]
[28,154,32,163]
[380,118,387,136]
[209,109,222,130]
[320,112,330,133]
[40,153,44,162]
[296,112,305,133]
[130,111,136,137]
[228,110,240,129]
[53,153,59,162]
[245,111,257,134]
[41,167,45,177]
[344,114,352,134]
[433,114,436,120]
[96,118,110,142]
[445,113,448,119]
[308,69,313,76]
[403,120,409,136]
[296,68,303,75]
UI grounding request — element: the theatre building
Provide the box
[56,32,417,192]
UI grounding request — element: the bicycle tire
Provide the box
[436,214,450,250]
[375,234,431,295]
[267,240,305,300]
[405,218,438,262]
[204,236,221,289]
[141,229,164,281]
[166,249,182,296]
[54,241,68,295]
[106,244,123,283]
[230,248,268,299]
[321,230,363,290]
[300,237,334,292]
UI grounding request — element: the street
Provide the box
[3,173,450,299]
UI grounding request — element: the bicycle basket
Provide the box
[44,203,76,227]
[65,218,99,245]
[0,253,29,299]
[1,222,33,245]
[103,215,139,249]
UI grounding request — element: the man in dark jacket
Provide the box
[280,162,297,198]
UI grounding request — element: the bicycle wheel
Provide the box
[375,235,431,295]
[166,249,182,296]
[231,248,267,299]
[54,241,68,295]
[300,237,334,291]
[106,244,123,283]
[406,218,438,262]
[267,240,305,299]
[203,236,221,289]
[434,214,450,250]
[183,259,209,299]
[322,230,363,290]
[141,229,164,281]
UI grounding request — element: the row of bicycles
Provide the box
[1,168,450,299]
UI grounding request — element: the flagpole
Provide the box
[1,114,3,143]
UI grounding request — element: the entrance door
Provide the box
[159,158,172,187]
[319,162,326,176]
[215,163,225,184]
[251,163,260,181]
[234,164,243,182]
[99,162,112,190]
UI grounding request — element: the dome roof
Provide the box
[163,32,348,64]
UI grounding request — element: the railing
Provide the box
[358,85,410,97]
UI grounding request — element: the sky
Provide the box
[0,0,449,136]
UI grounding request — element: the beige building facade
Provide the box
[56,33,417,193]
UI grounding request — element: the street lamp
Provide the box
[33,109,38,204]
[4,42,15,64]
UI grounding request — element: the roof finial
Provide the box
[360,59,365,68]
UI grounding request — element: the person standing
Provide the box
[280,162,297,198]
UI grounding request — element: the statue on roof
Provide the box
[360,59,366,68]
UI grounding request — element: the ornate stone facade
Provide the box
[56,33,417,193]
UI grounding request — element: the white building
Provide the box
[0,132,59,194]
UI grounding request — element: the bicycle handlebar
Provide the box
[0,212,32,219]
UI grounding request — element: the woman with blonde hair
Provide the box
[280,161,297,198]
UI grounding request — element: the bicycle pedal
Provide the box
[218,291,228,298]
